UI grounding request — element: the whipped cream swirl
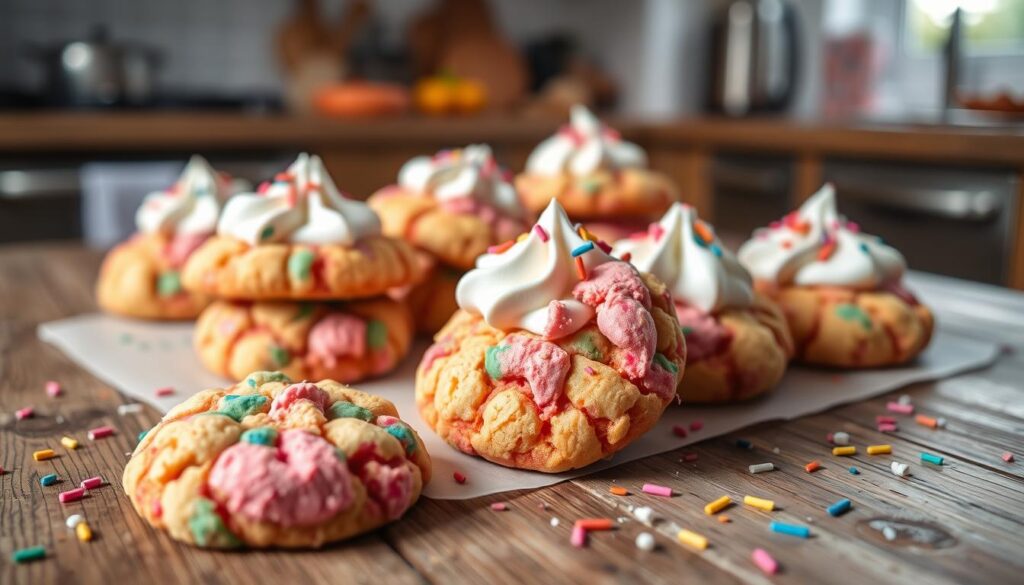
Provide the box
[217,153,381,246]
[524,105,647,177]
[738,184,906,289]
[136,155,240,236]
[456,199,615,337]
[612,203,753,313]
[397,144,524,219]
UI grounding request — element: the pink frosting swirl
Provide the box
[208,429,354,527]
[308,313,368,367]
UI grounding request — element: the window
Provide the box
[905,0,1024,54]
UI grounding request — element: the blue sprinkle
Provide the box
[827,498,852,517]
[711,244,723,257]
[736,439,753,450]
[770,521,810,538]
[571,241,595,257]
[40,473,58,487]
[859,243,869,253]
[921,452,944,465]
[848,466,860,475]
[692,234,708,248]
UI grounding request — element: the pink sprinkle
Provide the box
[87,426,115,440]
[453,471,467,484]
[642,483,673,497]
[152,500,163,518]
[887,402,914,415]
[876,415,897,425]
[533,224,549,242]
[1003,452,1015,463]
[45,381,62,397]
[689,420,704,432]
[648,223,665,241]
[672,425,688,438]
[877,423,898,433]
[570,524,587,548]
[826,432,834,444]
[584,367,595,376]
[752,548,779,575]
[846,221,861,233]
[155,387,175,397]
[490,502,508,511]
[683,453,698,462]
[80,476,104,490]
[59,487,86,504]
[15,407,33,420]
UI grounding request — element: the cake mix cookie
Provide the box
[182,154,422,300]
[416,200,686,473]
[97,156,244,319]
[369,145,530,333]
[122,372,431,549]
[195,297,413,383]
[613,204,793,402]
[515,105,678,225]
[738,184,933,367]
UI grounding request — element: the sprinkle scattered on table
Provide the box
[920,452,944,465]
[886,401,914,415]
[59,487,86,504]
[867,444,892,455]
[33,448,56,461]
[61,436,79,450]
[609,486,628,496]
[736,438,753,450]
[744,495,775,512]
[642,483,672,497]
[849,466,860,475]
[915,414,939,428]
[570,524,586,548]
[155,386,175,397]
[689,420,703,432]
[66,514,84,529]
[117,403,143,416]
[490,502,508,511]
[40,473,58,486]
[635,532,655,551]
[826,498,852,517]
[15,406,34,420]
[832,446,856,456]
[87,426,115,440]
[76,521,93,541]
[805,460,821,473]
[749,462,774,474]
[752,548,779,574]
[704,495,731,515]
[877,422,899,433]
[677,529,708,550]
[453,471,467,484]
[890,461,910,477]
[831,431,850,446]
[770,521,810,538]
[672,425,688,438]
[45,380,62,397]
[633,506,655,523]
[81,476,103,490]
[12,546,46,564]
[575,518,613,531]
[1002,451,1015,463]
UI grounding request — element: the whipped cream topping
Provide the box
[612,203,753,313]
[217,153,381,245]
[136,155,239,236]
[738,184,906,289]
[456,199,615,337]
[524,105,647,177]
[397,144,524,219]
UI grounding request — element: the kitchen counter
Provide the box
[2,243,1023,585]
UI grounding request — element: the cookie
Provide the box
[416,201,686,473]
[613,203,793,402]
[123,373,431,548]
[738,184,933,367]
[368,144,529,271]
[195,297,413,383]
[390,257,462,335]
[515,105,678,221]
[181,153,422,300]
[96,156,242,319]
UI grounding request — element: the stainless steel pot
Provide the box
[27,26,161,107]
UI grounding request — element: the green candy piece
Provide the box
[330,401,374,422]
[366,320,388,350]
[484,345,508,379]
[156,270,181,297]
[653,352,679,374]
[260,226,275,241]
[189,498,241,549]
[680,325,694,336]
[138,428,151,442]
[268,346,290,366]
[240,426,278,446]
[385,422,417,455]
[294,302,315,320]
[835,303,872,330]
[288,249,316,281]
[219,394,269,422]
[244,371,291,388]
[570,331,603,361]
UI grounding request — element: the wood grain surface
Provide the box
[1,244,1022,585]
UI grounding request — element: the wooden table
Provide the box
[2,244,1023,584]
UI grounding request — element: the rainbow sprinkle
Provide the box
[571,241,595,257]
[533,224,549,242]
[575,256,587,280]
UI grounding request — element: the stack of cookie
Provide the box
[368,144,531,333]
[181,153,425,383]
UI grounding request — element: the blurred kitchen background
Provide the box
[1,0,1023,287]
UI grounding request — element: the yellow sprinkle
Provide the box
[516,233,529,242]
[704,495,731,515]
[61,436,79,450]
[33,449,56,461]
[743,495,775,512]
[867,444,892,455]
[677,529,708,550]
[832,446,857,456]
[76,521,92,542]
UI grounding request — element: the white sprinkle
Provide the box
[550,517,559,527]
[118,403,144,416]
[882,526,897,541]
[635,532,656,551]
[772,447,780,454]
[66,514,84,529]
[806,516,814,524]
[833,432,851,446]
[55,415,65,424]
[634,506,655,523]
[617,517,628,524]
[936,417,947,428]
[891,461,910,477]
[749,462,774,474]
[898,394,912,405]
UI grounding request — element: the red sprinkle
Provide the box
[155,387,175,397]
[80,476,103,490]
[887,402,914,415]
[620,252,632,263]
[805,461,821,473]
[1002,452,1015,463]
[15,407,34,420]
[876,415,897,425]
[87,426,115,440]
[59,487,86,504]
[683,452,698,462]
[672,425,688,438]
[818,239,836,261]
[490,502,508,511]
[45,381,62,397]
[689,420,704,432]
[877,423,898,433]
[649,223,665,241]
[533,224,549,242]
[575,518,613,531]
[453,471,467,484]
